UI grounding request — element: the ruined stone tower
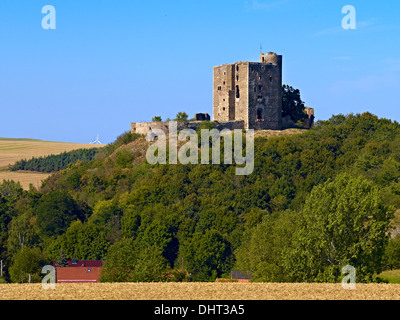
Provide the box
[213,52,283,130]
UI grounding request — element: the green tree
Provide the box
[106,131,139,154]
[49,220,110,260]
[115,149,134,168]
[91,199,123,237]
[0,180,24,198]
[35,191,86,238]
[282,84,307,123]
[55,251,69,267]
[7,209,39,256]
[0,195,12,256]
[99,237,137,282]
[234,210,298,282]
[129,245,169,282]
[100,238,168,282]
[285,173,394,283]
[174,112,189,122]
[152,116,162,122]
[382,233,400,270]
[182,230,233,281]
[9,246,48,283]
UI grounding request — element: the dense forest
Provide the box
[10,148,102,173]
[1,112,400,283]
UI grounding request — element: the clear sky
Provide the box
[0,0,399,143]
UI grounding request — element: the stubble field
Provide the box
[0,138,103,189]
[1,282,400,300]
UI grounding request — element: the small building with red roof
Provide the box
[53,259,103,283]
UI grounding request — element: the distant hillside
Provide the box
[0,137,104,168]
[0,137,104,189]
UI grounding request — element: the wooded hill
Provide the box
[2,112,400,283]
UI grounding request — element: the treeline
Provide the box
[10,148,103,173]
[1,113,400,283]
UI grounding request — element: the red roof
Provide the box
[56,267,102,283]
[53,259,104,267]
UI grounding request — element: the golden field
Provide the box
[1,282,400,300]
[0,138,103,189]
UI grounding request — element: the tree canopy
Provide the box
[282,84,307,123]
[0,112,400,283]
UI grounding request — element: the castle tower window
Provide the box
[269,76,272,83]
[259,85,262,90]
[259,76,262,80]
[236,65,239,72]
[257,95,263,100]
[217,86,222,91]
[257,109,263,121]
[254,87,257,92]
[236,85,240,98]
[236,75,239,81]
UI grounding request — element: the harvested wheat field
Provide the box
[0,171,53,190]
[0,138,104,189]
[0,138,102,168]
[1,282,400,300]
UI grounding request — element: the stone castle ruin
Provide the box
[131,51,314,135]
[213,52,283,130]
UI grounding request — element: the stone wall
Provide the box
[131,122,178,136]
[213,64,236,122]
[131,121,245,136]
[303,107,315,129]
[247,57,282,130]
[234,62,250,129]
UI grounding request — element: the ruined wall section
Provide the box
[303,107,315,129]
[131,121,245,136]
[131,122,177,136]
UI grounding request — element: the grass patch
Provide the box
[379,270,400,283]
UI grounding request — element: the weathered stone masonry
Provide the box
[131,120,244,136]
[213,52,283,130]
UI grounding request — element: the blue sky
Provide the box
[0,0,399,143]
